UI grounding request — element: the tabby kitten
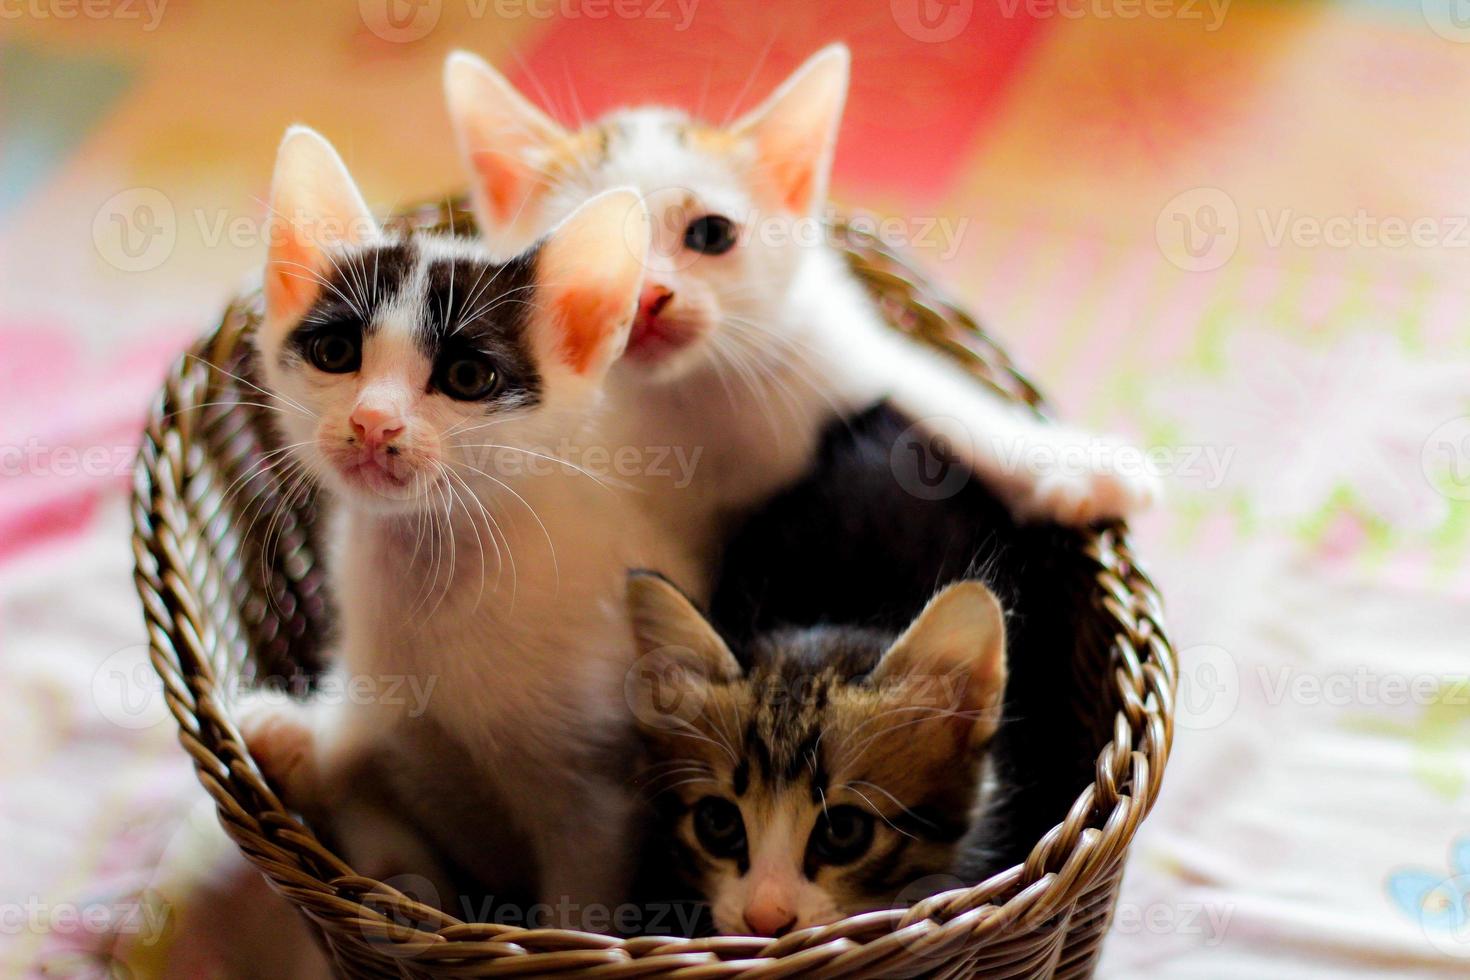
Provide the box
[625,401,1105,936]
[626,573,1006,936]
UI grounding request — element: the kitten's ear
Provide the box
[445,50,568,240]
[627,572,741,682]
[731,43,849,215]
[530,187,650,381]
[264,126,379,326]
[872,582,1007,747]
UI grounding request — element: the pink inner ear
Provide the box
[265,227,323,323]
[751,120,824,215]
[471,149,536,225]
[552,285,620,375]
[766,155,815,215]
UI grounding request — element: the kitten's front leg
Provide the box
[530,786,636,931]
[234,664,382,814]
[887,373,1161,525]
[959,415,1163,526]
[846,314,1160,525]
[235,688,330,809]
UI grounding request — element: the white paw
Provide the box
[236,693,319,805]
[1013,455,1162,526]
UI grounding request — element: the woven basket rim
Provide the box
[130,201,1176,978]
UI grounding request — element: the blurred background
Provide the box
[4,0,1470,976]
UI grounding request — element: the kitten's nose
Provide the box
[742,903,797,938]
[637,283,674,323]
[350,406,405,449]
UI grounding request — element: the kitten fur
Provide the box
[247,40,1151,931]
[239,127,703,925]
[629,402,1105,935]
[627,570,1006,936]
[444,43,1160,564]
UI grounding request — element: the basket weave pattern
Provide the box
[130,201,1176,978]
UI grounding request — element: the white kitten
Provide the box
[444,43,1159,551]
[239,126,702,924]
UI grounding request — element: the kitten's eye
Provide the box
[683,214,737,256]
[811,806,874,865]
[437,353,499,401]
[308,331,360,374]
[692,797,746,858]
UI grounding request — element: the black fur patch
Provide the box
[283,241,414,366]
[285,238,543,408]
[709,402,1101,883]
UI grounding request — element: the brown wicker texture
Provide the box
[131,199,1176,979]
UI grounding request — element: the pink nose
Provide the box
[350,406,404,449]
[637,283,674,323]
[742,903,797,938]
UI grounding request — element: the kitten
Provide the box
[443,43,1159,559]
[625,572,1007,937]
[626,403,1106,936]
[238,126,703,924]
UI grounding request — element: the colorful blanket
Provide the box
[3,1,1468,975]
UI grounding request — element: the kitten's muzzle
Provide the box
[743,879,799,938]
[628,285,702,363]
[743,907,797,938]
[349,405,406,452]
[637,283,674,324]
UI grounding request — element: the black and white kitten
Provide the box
[238,126,704,924]
[626,403,1103,935]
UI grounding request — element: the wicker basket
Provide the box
[130,199,1176,979]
